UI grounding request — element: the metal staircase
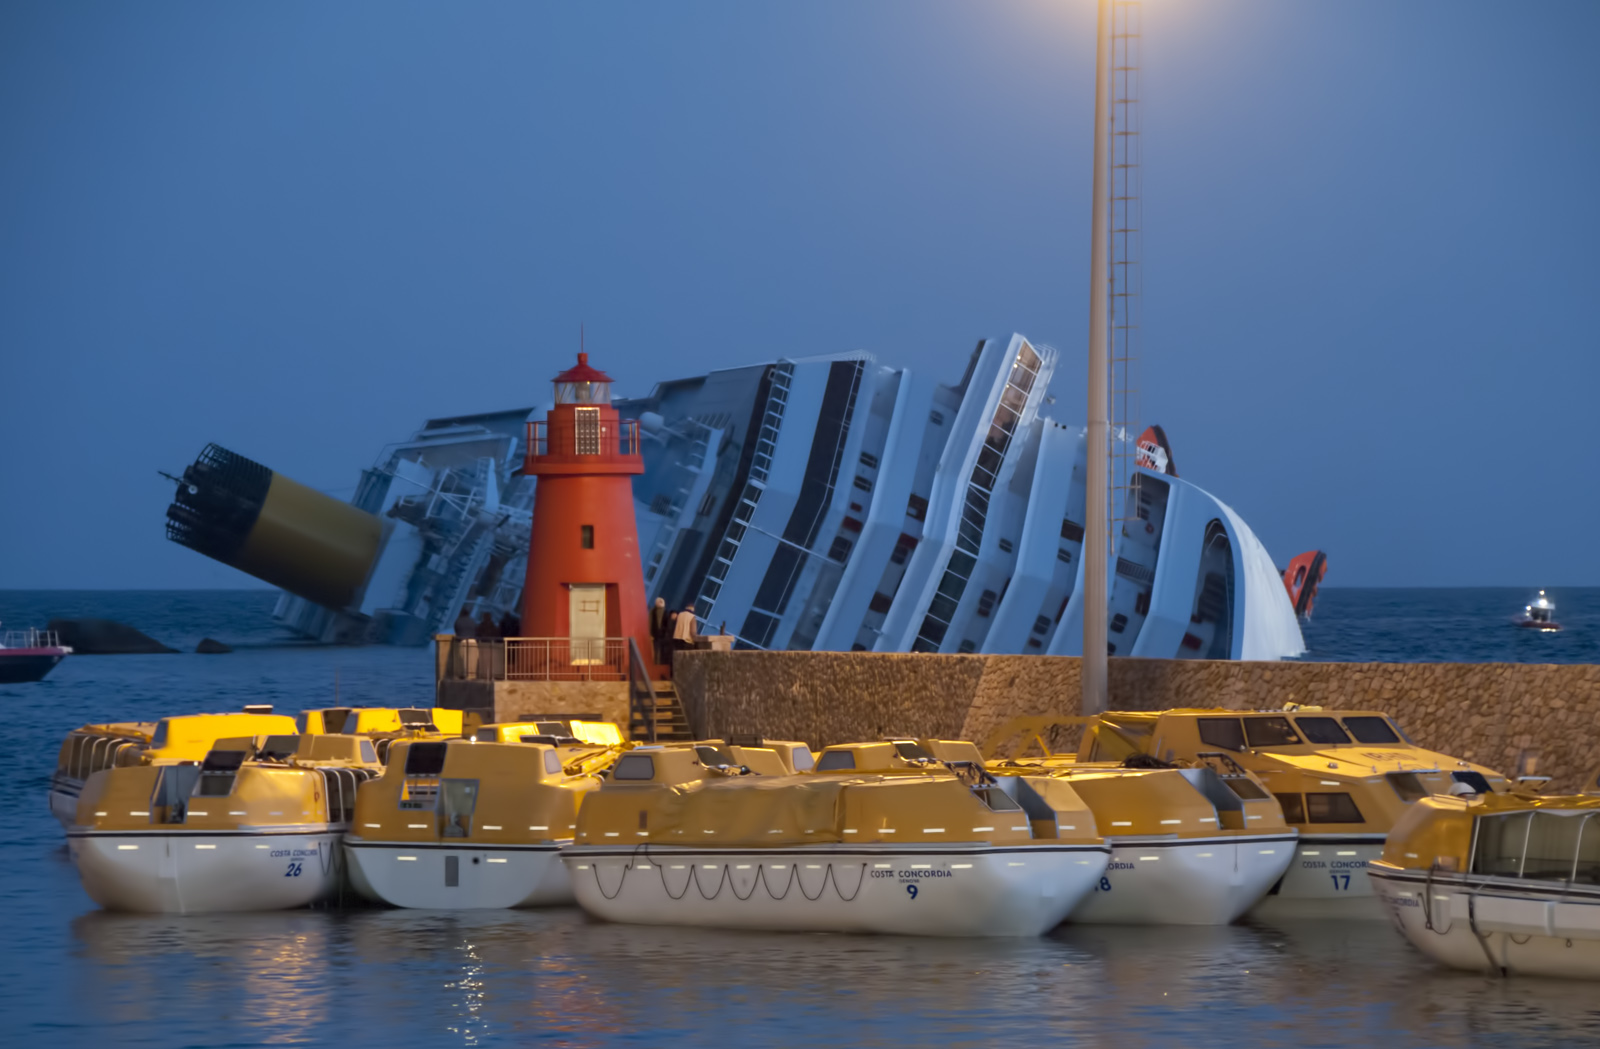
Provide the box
[626,640,693,743]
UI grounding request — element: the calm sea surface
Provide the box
[2,588,1598,1048]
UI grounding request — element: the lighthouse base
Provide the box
[435,679,632,730]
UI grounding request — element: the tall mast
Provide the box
[1082,0,1113,716]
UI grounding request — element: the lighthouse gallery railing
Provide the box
[435,636,630,683]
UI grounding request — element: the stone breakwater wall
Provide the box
[674,652,1600,793]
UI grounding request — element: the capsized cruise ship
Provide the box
[165,336,1309,659]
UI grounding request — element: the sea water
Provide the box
[3,588,1598,1048]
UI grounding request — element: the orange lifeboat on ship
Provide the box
[1282,551,1327,618]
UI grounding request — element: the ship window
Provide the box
[815,751,856,772]
[1452,771,1493,794]
[906,494,928,522]
[581,525,595,549]
[957,640,976,653]
[976,590,998,617]
[1342,717,1401,744]
[1274,793,1306,823]
[612,754,655,781]
[1109,613,1128,634]
[1243,717,1301,748]
[1134,591,1151,616]
[650,493,671,515]
[1305,792,1363,824]
[828,537,853,562]
[1026,639,1041,649]
[997,537,1013,553]
[404,742,449,777]
[1033,615,1052,635]
[859,451,879,469]
[868,592,894,614]
[852,475,873,492]
[1387,772,1427,803]
[697,492,716,517]
[929,411,945,426]
[1056,548,1072,563]
[1197,717,1245,752]
[1471,812,1531,877]
[891,544,910,565]
[1060,519,1084,543]
[1295,717,1351,745]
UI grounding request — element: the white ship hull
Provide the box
[563,843,1110,937]
[1371,868,1600,979]
[344,839,572,909]
[69,828,342,914]
[1250,836,1387,920]
[1069,834,1296,925]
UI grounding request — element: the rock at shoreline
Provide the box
[195,638,233,654]
[48,618,177,655]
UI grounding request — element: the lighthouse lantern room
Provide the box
[519,353,653,673]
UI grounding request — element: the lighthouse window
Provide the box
[581,525,595,549]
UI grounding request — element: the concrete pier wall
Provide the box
[675,653,1600,793]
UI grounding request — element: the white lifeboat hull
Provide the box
[1069,833,1296,925]
[1249,835,1388,919]
[562,843,1110,937]
[343,839,572,909]
[68,829,342,914]
[1371,867,1600,979]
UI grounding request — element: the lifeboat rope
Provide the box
[588,846,868,903]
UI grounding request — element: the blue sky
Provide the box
[1,1,1596,590]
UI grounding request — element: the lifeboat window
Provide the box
[792,747,815,772]
[405,742,449,777]
[1274,793,1306,823]
[1577,818,1600,885]
[544,749,562,774]
[892,742,935,763]
[1452,771,1493,794]
[440,780,477,838]
[1222,777,1268,801]
[1243,718,1301,748]
[257,736,299,762]
[814,751,856,772]
[1341,717,1401,744]
[359,740,378,765]
[295,712,309,733]
[151,720,170,751]
[612,754,656,780]
[1197,718,1245,752]
[972,785,1023,812]
[196,749,246,796]
[1387,772,1427,803]
[1294,717,1351,745]
[1305,792,1363,824]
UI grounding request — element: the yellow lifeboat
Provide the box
[562,739,1110,937]
[68,733,381,914]
[1369,793,1600,978]
[343,737,609,909]
[1076,708,1511,917]
[49,705,295,828]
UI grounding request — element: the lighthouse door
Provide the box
[568,584,606,665]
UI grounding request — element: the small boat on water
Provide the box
[344,737,612,909]
[49,705,295,828]
[983,753,1296,925]
[1073,708,1512,918]
[1369,793,1600,978]
[563,740,1110,937]
[0,626,72,684]
[69,732,382,914]
[1513,590,1562,632]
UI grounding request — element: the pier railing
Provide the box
[435,636,629,683]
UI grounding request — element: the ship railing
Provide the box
[435,635,630,683]
[3,628,61,649]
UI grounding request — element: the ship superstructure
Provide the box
[165,335,1306,659]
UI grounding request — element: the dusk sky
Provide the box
[2,0,1596,591]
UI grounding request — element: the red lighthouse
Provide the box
[519,353,653,673]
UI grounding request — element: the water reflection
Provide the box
[61,907,1600,1049]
